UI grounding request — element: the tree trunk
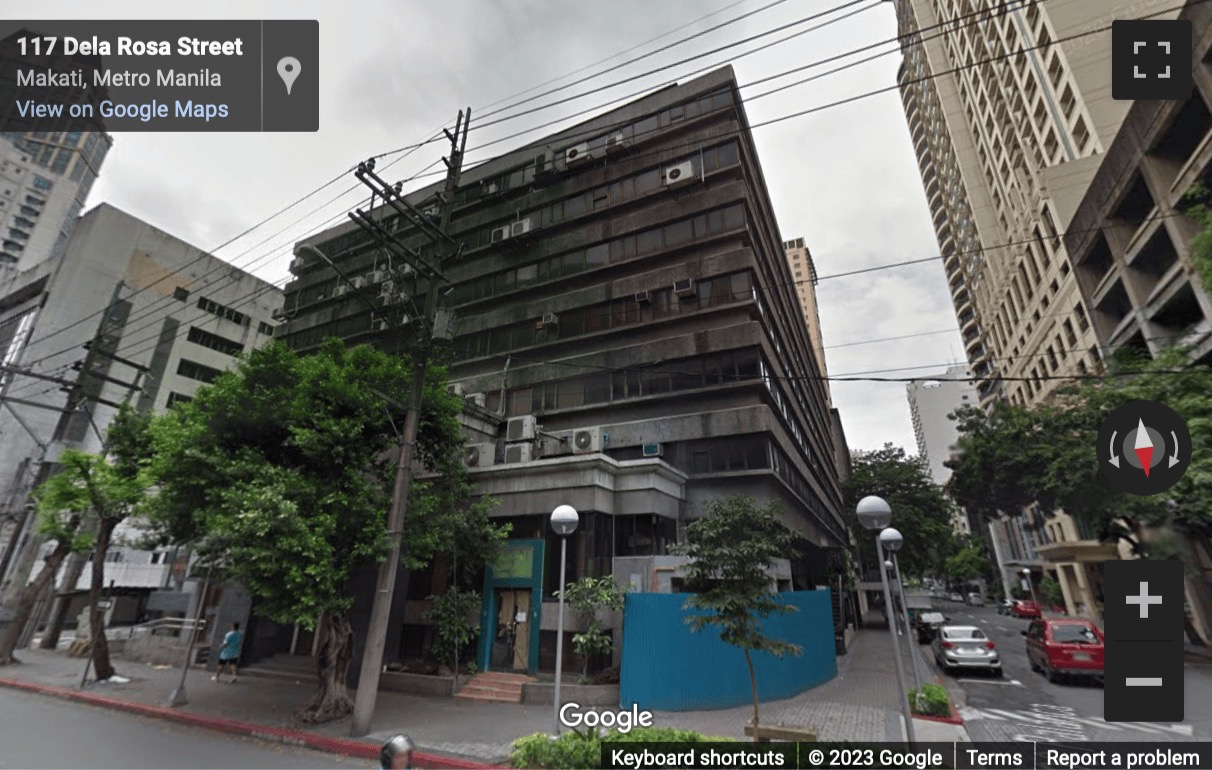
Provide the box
[40,552,89,649]
[0,542,71,665]
[297,612,354,723]
[87,519,117,681]
[744,647,760,738]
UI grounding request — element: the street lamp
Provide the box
[856,497,916,745]
[882,531,927,691]
[1022,568,1040,610]
[550,504,579,736]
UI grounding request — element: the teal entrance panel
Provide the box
[478,539,545,674]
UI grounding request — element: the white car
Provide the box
[932,625,1002,676]
[948,592,963,602]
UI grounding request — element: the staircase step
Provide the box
[455,691,522,703]
[453,671,534,703]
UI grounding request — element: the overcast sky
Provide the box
[12,0,969,455]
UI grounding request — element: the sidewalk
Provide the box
[0,620,966,765]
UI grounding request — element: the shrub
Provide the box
[425,586,480,671]
[510,727,736,769]
[908,683,951,717]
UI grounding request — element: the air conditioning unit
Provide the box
[465,443,496,468]
[634,290,651,304]
[290,256,306,273]
[422,205,440,219]
[471,393,487,408]
[511,218,533,237]
[398,263,414,277]
[642,443,663,457]
[333,285,349,297]
[534,150,556,176]
[271,308,286,321]
[379,281,396,300]
[564,142,594,166]
[662,161,695,187]
[449,383,467,397]
[482,181,501,196]
[491,225,511,243]
[536,312,558,329]
[376,319,391,332]
[506,415,538,442]
[571,427,605,454]
[504,443,533,464]
[673,278,696,298]
[351,276,367,289]
[367,269,387,284]
[605,132,629,152]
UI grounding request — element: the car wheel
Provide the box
[1045,664,1060,684]
[1028,656,1040,673]
[993,668,1004,678]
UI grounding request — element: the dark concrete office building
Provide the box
[275,67,851,673]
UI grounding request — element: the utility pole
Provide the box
[347,109,469,737]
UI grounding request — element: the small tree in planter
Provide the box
[426,585,481,675]
[557,575,623,683]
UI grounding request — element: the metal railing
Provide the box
[115,616,207,640]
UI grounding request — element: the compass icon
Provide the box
[1097,400,1191,495]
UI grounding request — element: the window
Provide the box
[187,326,244,356]
[177,359,224,384]
[173,287,190,301]
[31,175,53,191]
[166,392,194,408]
[258,321,275,336]
[196,296,249,326]
[1074,303,1089,331]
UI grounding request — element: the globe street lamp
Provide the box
[550,505,579,736]
[1022,568,1040,610]
[882,530,927,691]
[856,497,916,745]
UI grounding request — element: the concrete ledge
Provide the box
[520,681,619,706]
[380,671,473,698]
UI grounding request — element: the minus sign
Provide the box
[1126,678,1163,686]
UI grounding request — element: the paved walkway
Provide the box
[0,618,966,765]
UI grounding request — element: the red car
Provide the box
[1010,600,1041,618]
[1022,618,1104,684]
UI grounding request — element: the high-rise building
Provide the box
[1062,0,1212,642]
[783,237,830,404]
[0,204,282,601]
[907,364,976,486]
[277,67,852,673]
[893,0,1182,612]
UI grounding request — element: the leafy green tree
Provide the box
[841,445,956,579]
[1039,576,1065,608]
[142,340,506,722]
[674,495,801,733]
[425,586,481,673]
[557,575,624,682]
[944,542,986,585]
[1178,183,1212,298]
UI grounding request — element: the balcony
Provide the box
[1036,540,1121,564]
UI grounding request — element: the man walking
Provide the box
[213,622,243,683]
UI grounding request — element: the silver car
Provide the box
[932,625,1002,676]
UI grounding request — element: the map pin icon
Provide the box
[277,56,301,95]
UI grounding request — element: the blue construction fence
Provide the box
[619,589,838,711]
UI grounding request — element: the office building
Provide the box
[1062,0,1212,641]
[783,237,830,403]
[276,67,852,674]
[0,204,282,616]
[907,364,976,489]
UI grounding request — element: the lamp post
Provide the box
[856,496,916,745]
[883,536,926,691]
[1022,568,1040,610]
[550,505,579,736]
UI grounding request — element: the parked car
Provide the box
[1011,600,1041,618]
[948,592,963,602]
[996,598,1015,615]
[966,592,985,606]
[1022,618,1104,684]
[915,611,948,644]
[932,625,1002,676]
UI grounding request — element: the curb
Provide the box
[0,677,497,769]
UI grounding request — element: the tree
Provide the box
[0,407,150,672]
[674,495,801,734]
[943,542,986,586]
[142,340,506,722]
[841,445,956,579]
[425,586,481,674]
[557,575,624,682]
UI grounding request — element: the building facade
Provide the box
[277,67,851,675]
[906,364,976,537]
[0,203,282,620]
[894,0,1182,614]
[1062,0,1212,642]
[783,237,830,403]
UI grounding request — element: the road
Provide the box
[0,687,367,769]
[919,603,1212,743]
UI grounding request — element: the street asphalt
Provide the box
[926,603,1212,743]
[0,686,368,769]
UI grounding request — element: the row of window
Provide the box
[450,88,736,206]
[186,326,244,357]
[453,271,753,360]
[196,296,249,327]
[166,391,194,408]
[176,358,223,384]
[448,203,747,307]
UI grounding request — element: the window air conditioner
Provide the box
[376,319,391,332]
[271,308,286,321]
[534,150,556,176]
[673,278,695,298]
[605,132,628,153]
[379,280,396,300]
[482,181,501,196]
[471,393,487,408]
[506,415,538,442]
[564,142,593,166]
[465,443,496,468]
[449,383,467,397]
[399,263,414,277]
[351,276,367,289]
[634,290,651,304]
[333,285,349,297]
[571,427,604,454]
[290,257,306,272]
[662,161,695,187]
[422,206,440,219]
[491,225,511,243]
[511,218,533,237]
[367,269,386,284]
[537,312,558,329]
[504,443,533,464]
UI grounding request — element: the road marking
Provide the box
[996,627,1009,632]
[955,678,1022,686]
[962,707,1193,735]
[980,619,989,624]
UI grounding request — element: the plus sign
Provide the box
[1126,581,1163,619]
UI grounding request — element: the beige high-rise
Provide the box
[783,237,830,405]
[894,0,1179,617]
